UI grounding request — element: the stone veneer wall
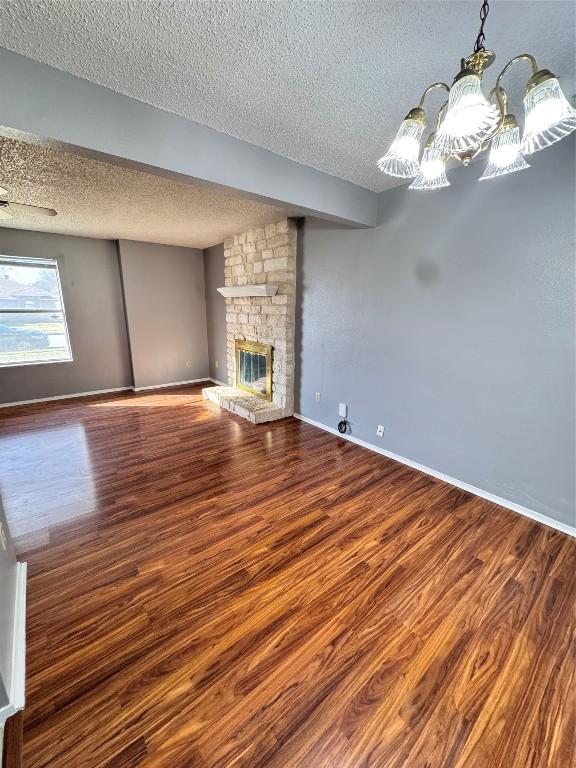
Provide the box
[223,218,297,416]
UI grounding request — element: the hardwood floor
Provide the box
[2,712,23,768]
[0,384,574,767]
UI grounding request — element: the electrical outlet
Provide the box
[215,359,219,369]
[0,522,7,551]
[315,392,321,402]
[186,361,191,368]
[339,402,347,418]
[376,425,385,438]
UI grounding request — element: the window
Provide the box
[0,255,72,367]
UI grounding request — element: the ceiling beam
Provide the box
[0,49,378,227]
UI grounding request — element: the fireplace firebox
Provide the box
[235,340,273,400]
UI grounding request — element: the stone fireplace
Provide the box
[203,217,297,424]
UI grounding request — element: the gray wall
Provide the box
[0,229,132,404]
[296,137,575,527]
[203,244,228,383]
[0,497,18,711]
[118,240,209,389]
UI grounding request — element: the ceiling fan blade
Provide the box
[0,206,14,220]
[7,202,57,218]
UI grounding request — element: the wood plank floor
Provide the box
[0,384,574,767]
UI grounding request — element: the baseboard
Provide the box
[0,387,131,409]
[0,562,27,726]
[0,379,216,407]
[132,378,212,392]
[10,564,26,713]
[207,379,228,387]
[293,413,575,538]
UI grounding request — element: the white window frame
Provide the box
[0,254,73,368]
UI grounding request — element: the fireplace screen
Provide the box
[235,340,273,400]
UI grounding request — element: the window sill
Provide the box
[0,358,74,370]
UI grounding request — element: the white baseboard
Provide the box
[293,413,575,538]
[0,386,131,408]
[0,379,217,407]
[10,563,26,712]
[0,562,27,726]
[132,378,211,392]
[207,378,228,387]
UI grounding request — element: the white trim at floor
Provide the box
[207,379,228,386]
[0,386,132,409]
[0,562,27,727]
[0,379,220,408]
[293,413,575,538]
[132,378,212,392]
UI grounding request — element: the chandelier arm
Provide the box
[484,56,539,136]
[435,101,449,132]
[497,86,508,116]
[495,54,539,94]
[417,82,451,109]
[487,85,509,130]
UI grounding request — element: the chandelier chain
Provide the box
[474,0,490,53]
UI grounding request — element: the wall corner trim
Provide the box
[0,562,27,726]
[293,414,576,538]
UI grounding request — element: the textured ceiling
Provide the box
[0,136,292,247]
[0,1,574,192]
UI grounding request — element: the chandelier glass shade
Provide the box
[377,109,425,178]
[480,117,529,180]
[435,73,500,153]
[377,1,576,190]
[409,136,450,190]
[522,76,576,154]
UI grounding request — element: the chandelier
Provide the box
[377,1,576,190]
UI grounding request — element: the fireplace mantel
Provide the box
[217,284,278,298]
